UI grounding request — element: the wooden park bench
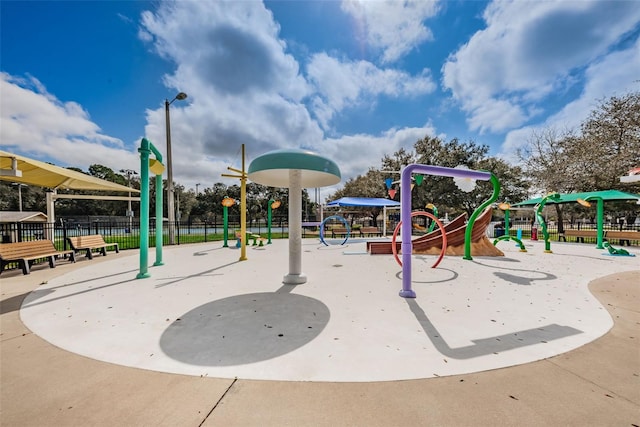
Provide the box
[67,234,119,259]
[561,229,599,243]
[359,227,383,237]
[330,227,350,238]
[0,240,76,275]
[605,230,639,246]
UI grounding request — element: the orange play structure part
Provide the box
[391,211,447,268]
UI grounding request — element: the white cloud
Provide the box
[443,0,640,134]
[0,73,137,172]
[139,0,326,185]
[318,122,438,199]
[307,53,435,129]
[1,1,443,198]
[341,0,439,63]
[499,37,640,161]
[137,0,439,191]
[141,1,309,101]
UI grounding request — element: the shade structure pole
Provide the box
[46,190,55,241]
[137,142,151,279]
[284,169,307,284]
[383,206,387,236]
[267,199,274,244]
[586,196,605,249]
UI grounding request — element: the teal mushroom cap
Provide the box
[248,148,341,188]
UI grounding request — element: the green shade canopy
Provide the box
[513,190,640,206]
[248,148,341,188]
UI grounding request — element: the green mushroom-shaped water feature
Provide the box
[248,149,341,285]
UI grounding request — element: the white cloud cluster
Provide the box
[319,122,439,197]
[0,73,137,172]
[5,0,636,201]
[341,0,439,63]
[137,1,329,188]
[307,53,435,129]
[499,36,640,160]
[136,0,438,193]
[443,0,640,134]
[1,1,439,198]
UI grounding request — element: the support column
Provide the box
[399,166,415,298]
[46,190,55,241]
[593,197,605,249]
[283,169,307,284]
[137,142,151,279]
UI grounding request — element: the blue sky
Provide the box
[2,0,639,200]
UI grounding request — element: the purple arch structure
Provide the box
[400,165,493,298]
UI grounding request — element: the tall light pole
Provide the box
[120,169,137,232]
[165,91,188,245]
[12,183,27,211]
[196,183,200,195]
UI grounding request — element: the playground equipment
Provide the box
[493,203,527,252]
[248,148,341,285]
[399,164,500,298]
[576,197,605,249]
[425,203,438,232]
[221,144,248,261]
[534,193,561,253]
[411,204,438,232]
[136,138,165,279]
[514,190,639,250]
[221,196,235,248]
[235,231,265,248]
[267,199,280,244]
[413,207,498,256]
[325,197,400,236]
[391,211,447,268]
[367,203,501,257]
[319,215,350,246]
[603,241,634,256]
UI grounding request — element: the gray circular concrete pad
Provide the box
[20,239,639,382]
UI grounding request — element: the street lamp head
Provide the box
[167,92,188,106]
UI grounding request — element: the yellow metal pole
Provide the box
[221,144,248,261]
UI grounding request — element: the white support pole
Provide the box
[46,190,55,241]
[283,169,307,285]
[383,206,387,236]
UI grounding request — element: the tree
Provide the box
[518,93,640,194]
[328,136,529,224]
[0,182,46,212]
[517,92,640,229]
[411,136,528,217]
[516,127,580,233]
[89,164,122,184]
[516,127,577,193]
[570,91,640,192]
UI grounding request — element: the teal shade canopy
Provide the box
[513,190,639,206]
[248,148,341,188]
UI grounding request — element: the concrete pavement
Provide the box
[1,239,638,426]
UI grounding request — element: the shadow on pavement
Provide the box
[160,292,330,366]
